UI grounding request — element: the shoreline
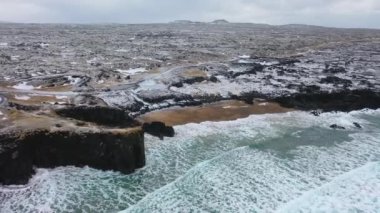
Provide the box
[138,100,294,126]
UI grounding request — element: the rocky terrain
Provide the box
[0,22,380,185]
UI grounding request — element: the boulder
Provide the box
[171,81,184,88]
[142,122,175,139]
[330,124,345,130]
[209,75,218,83]
[353,122,362,129]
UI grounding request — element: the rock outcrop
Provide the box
[142,122,175,139]
[55,106,138,127]
[320,76,352,86]
[274,90,380,112]
[330,124,345,130]
[0,128,145,185]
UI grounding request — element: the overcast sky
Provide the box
[0,0,379,28]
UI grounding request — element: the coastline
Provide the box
[138,100,294,126]
[0,22,380,212]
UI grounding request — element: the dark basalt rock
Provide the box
[183,76,207,84]
[0,129,145,185]
[209,75,218,82]
[232,91,268,105]
[171,81,184,88]
[8,102,41,111]
[299,85,321,93]
[286,84,299,90]
[330,124,345,130]
[320,76,352,86]
[142,122,175,140]
[278,58,301,65]
[353,122,362,129]
[235,95,254,104]
[195,93,225,104]
[323,67,346,74]
[274,90,380,112]
[55,106,137,126]
[232,63,264,78]
[311,110,322,116]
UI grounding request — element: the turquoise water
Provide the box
[1,110,379,212]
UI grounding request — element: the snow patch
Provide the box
[55,95,68,100]
[12,82,35,90]
[238,55,250,59]
[66,76,82,85]
[116,68,147,76]
[14,95,31,100]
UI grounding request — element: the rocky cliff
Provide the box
[0,128,145,185]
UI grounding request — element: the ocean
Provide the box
[1,110,379,212]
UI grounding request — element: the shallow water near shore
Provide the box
[1,110,380,212]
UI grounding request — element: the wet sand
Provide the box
[138,100,294,126]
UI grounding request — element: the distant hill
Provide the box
[172,20,194,24]
[171,20,204,24]
[171,19,230,25]
[211,19,229,24]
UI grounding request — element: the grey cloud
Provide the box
[0,0,379,28]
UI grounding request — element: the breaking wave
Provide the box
[1,110,379,212]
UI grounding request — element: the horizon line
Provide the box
[0,20,379,30]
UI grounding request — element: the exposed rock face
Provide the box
[55,106,138,126]
[0,128,145,185]
[142,122,175,139]
[274,90,380,112]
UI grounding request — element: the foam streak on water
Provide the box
[1,110,380,212]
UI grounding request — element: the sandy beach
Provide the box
[138,100,294,126]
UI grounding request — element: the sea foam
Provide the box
[1,110,379,212]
